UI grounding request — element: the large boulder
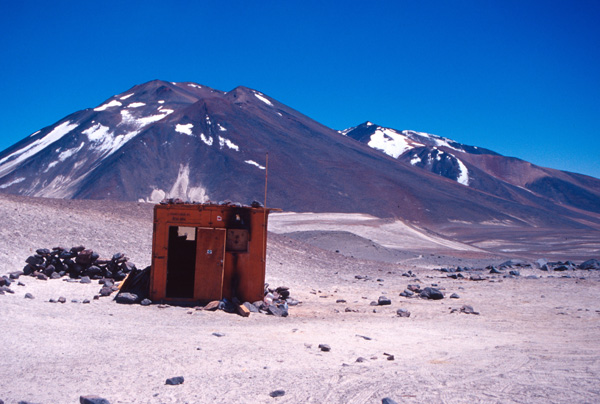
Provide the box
[420,287,444,300]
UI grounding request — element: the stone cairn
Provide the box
[19,246,135,285]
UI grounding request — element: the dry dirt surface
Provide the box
[1,194,600,404]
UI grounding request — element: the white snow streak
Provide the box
[217,124,227,132]
[245,160,265,170]
[127,102,146,108]
[218,136,239,151]
[455,157,470,186]
[120,93,134,100]
[254,92,273,106]
[0,177,25,189]
[94,100,122,111]
[200,133,213,146]
[57,142,85,162]
[175,123,194,136]
[0,121,79,177]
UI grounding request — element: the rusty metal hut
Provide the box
[149,202,279,304]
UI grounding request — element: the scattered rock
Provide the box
[509,270,520,276]
[377,296,392,306]
[460,305,480,315]
[212,332,225,337]
[79,395,111,404]
[24,293,34,299]
[382,398,398,404]
[469,274,486,281]
[450,293,460,299]
[165,376,184,385]
[58,296,66,303]
[115,292,138,304]
[420,287,444,300]
[269,390,285,398]
[140,298,152,306]
[356,334,372,340]
[396,308,411,317]
[318,344,331,352]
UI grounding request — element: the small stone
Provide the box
[140,298,152,306]
[382,398,399,404]
[460,305,480,315]
[212,332,225,337]
[115,292,138,304]
[165,376,184,385]
[356,357,367,362]
[58,296,66,303]
[79,395,111,404]
[36,273,48,281]
[318,344,331,352]
[509,270,520,276]
[450,293,460,299]
[83,299,91,304]
[80,276,92,284]
[356,334,372,340]
[378,296,392,305]
[396,308,411,317]
[336,299,346,303]
[24,293,34,299]
[269,390,285,398]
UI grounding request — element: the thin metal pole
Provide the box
[263,152,269,263]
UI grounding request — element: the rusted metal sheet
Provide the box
[150,203,279,304]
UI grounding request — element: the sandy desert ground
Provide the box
[1,193,600,404]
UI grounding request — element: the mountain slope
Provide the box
[0,81,599,233]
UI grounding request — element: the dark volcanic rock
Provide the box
[377,296,392,305]
[318,344,331,352]
[579,259,600,270]
[382,398,399,404]
[420,287,444,300]
[115,292,138,304]
[80,395,111,404]
[165,376,184,385]
[269,390,286,398]
[396,308,411,317]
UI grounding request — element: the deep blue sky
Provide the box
[1,0,599,178]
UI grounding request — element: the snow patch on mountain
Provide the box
[120,109,173,129]
[217,124,227,132]
[368,128,424,158]
[245,160,265,170]
[0,121,79,177]
[410,155,421,165]
[200,133,213,146]
[175,123,193,136]
[219,136,239,151]
[0,177,25,189]
[455,157,470,186]
[83,123,112,142]
[120,93,134,100]
[127,102,146,108]
[94,100,122,111]
[254,92,273,106]
[57,142,85,162]
[143,164,209,203]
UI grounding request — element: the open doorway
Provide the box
[166,226,196,298]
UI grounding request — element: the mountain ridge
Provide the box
[0,80,598,234]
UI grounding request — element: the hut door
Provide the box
[194,228,226,302]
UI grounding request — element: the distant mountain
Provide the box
[343,122,600,215]
[0,80,599,233]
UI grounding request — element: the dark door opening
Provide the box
[166,226,197,298]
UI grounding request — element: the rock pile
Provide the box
[201,284,298,317]
[17,246,136,282]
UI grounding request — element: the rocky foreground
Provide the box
[1,194,600,403]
